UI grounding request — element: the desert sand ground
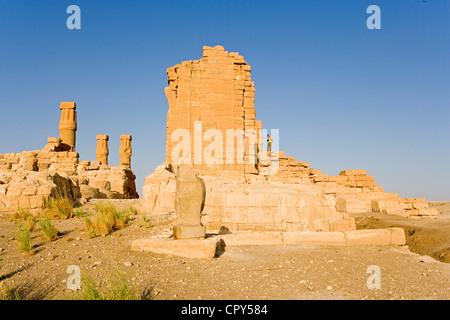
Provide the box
[0,200,448,300]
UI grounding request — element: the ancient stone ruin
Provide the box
[165,46,262,176]
[138,45,438,253]
[0,102,139,213]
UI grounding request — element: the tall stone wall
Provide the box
[165,45,262,175]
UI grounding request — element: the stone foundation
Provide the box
[140,162,356,233]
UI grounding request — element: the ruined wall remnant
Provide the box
[59,102,77,152]
[165,45,262,176]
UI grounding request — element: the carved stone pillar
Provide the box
[59,102,77,151]
[119,135,132,167]
[95,135,109,165]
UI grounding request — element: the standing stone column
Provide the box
[119,135,132,167]
[95,135,109,165]
[59,102,77,151]
[173,164,206,239]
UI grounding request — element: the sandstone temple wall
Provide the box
[165,45,262,176]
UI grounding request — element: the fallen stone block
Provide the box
[220,232,283,246]
[344,229,392,246]
[388,228,406,245]
[282,232,345,246]
[131,237,218,260]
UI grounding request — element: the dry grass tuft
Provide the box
[44,197,74,220]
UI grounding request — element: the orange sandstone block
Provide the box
[387,228,406,245]
[330,218,356,232]
[282,232,345,246]
[339,169,367,176]
[220,232,283,246]
[344,229,391,246]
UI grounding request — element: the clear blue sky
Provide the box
[0,0,449,200]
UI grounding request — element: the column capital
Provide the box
[60,102,76,110]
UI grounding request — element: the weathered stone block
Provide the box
[344,229,392,246]
[220,232,283,246]
[282,232,345,246]
[131,238,218,259]
[388,228,406,245]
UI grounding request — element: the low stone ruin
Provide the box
[0,102,138,213]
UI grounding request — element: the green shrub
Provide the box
[44,197,73,219]
[0,287,21,300]
[141,216,153,228]
[39,219,59,241]
[76,271,147,300]
[84,217,97,238]
[10,209,32,222]
[15,224,35,255]
[86,203,130,237]
[25,214,37,232]
[74,208,85,219]
[127,205,138,216]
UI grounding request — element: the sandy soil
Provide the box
[0,200,449,300]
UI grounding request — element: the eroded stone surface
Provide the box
[173,164,206,239]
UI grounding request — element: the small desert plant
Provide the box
[84,217,97,238]
[127,205,138,216]
[39,219,59,241]
[86,203,130,237]
[94,202,104,213]
[15,224,35,255]
[74,207,85,219]
[107,272,143,300]
[0,287,21,300]
[77,274,103,300]
[10,209,31,222]
[141,215,153,228]
[44,196,73,219]
[25,214,37,232]
[76,271,147,300]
